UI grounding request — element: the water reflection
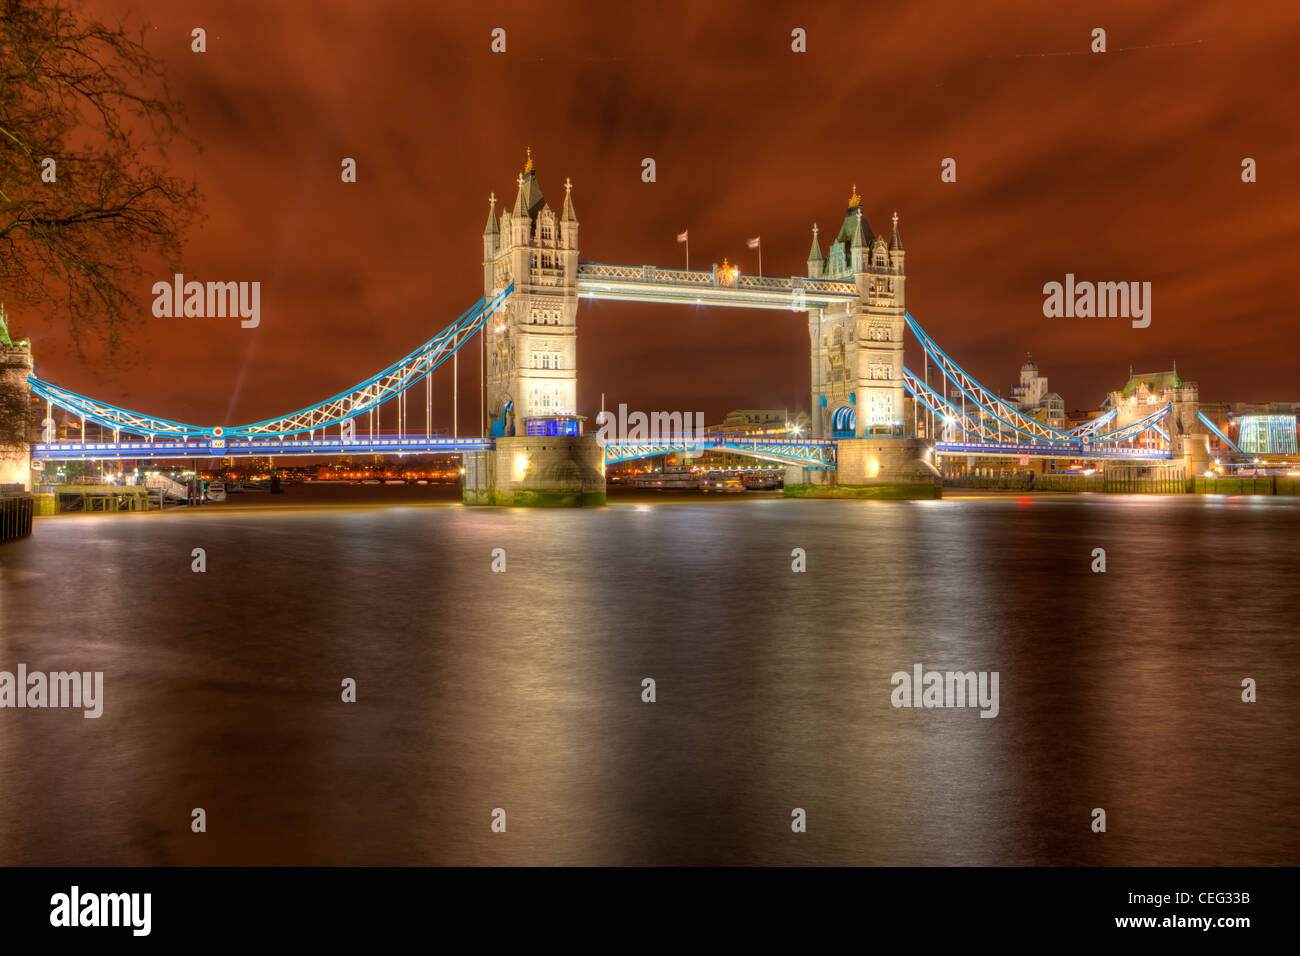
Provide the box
[0,493,1295,864]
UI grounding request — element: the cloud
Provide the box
[35,0,1300,426]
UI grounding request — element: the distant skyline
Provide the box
[15,0,1300,431]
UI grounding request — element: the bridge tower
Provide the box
[806,187,907,438]
[466,149,604,506]
[1168,380,1210,472]
[1108,366,1209,476]
[0,307,34,491]
[481,147,580,437]
[805,190,937,492]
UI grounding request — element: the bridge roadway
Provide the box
[30,433,837,467]
[33,434,1172,466]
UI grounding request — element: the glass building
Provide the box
[1236,414,1298,455]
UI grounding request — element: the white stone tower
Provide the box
[481,148,580,436]
[805,186,906,438]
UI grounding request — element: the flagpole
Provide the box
[686,236,690,272]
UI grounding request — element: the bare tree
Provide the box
[0,0,199,351]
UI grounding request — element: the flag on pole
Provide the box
[677,230,689,243]
[747,237,760,249]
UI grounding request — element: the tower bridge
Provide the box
[2,150,1216,504]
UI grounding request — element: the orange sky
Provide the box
[20,0,1300,430]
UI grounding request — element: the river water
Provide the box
[0,488,1296,865]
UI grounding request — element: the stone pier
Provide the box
[785,436,942,499]
[463,434,605,506]
[0,315,34,493]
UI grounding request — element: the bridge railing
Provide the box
[602,431,835,446]
[935,440,1173,461]
[32,435,495,460]
[602,431,837,468]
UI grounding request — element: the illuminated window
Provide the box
[531,351,561,369]
[530,385,561,411]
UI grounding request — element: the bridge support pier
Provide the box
[833,437,941,496]
[1176,432,1211,476]
[784,437,941,499]
[784,465,833,487]
[463,434,605,507]
[1,330,34,492]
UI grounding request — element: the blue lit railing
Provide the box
[32,434,494,460]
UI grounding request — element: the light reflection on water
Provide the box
[0,492,1296,865]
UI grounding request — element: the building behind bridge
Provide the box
[1199,400,1299,457]
[1008,354,1066,430]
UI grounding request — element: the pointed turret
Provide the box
[806,224,823,278]
[511,172,529,218]
[851,210,868,250]
[800,223,821,265]
[560,177,579,252]
[850,210,869,272]
[889,211,903,252]
[561,177,577,222]
[807,225,823,259]
[509,172,531,247]
[482,192,499,258]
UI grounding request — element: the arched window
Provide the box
[832,406,856,437]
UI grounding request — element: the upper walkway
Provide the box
[576,262,859,311]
